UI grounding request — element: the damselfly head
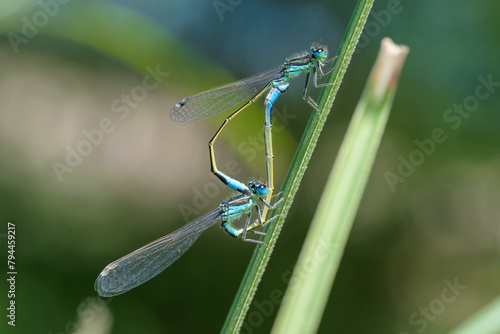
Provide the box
[311,45,328,60]
[248,180,268,197]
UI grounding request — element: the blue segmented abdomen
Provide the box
[264,83,290,125]
[221,222,240,237]
[217,171,247,193]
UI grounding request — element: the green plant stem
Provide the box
[220,1,375,333]
[271,37,409,334]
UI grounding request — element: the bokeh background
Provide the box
[1,0,499,333]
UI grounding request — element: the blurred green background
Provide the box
[1,0,499,333]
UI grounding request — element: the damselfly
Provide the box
[171,44,337,219]
[95,180,283,297]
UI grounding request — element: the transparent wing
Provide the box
[95,209,221,297]
[170,66,283,124]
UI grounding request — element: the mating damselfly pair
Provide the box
[95,44,338,297]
